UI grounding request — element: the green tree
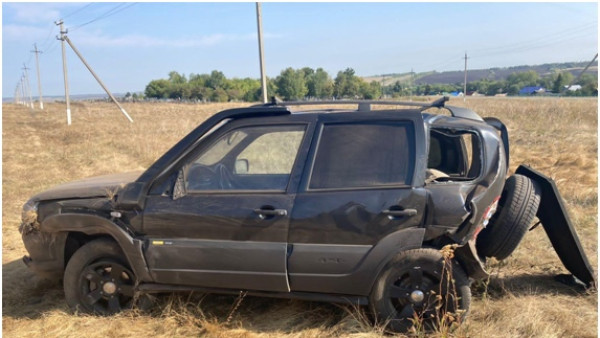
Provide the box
[211,88,229,102]
[206,70,227,90]
[145,79,171,99]
[507,84,521,96]
[486,81,506,96]
[552,71,574,93]
[306,68,334,99]
[360,81,382,99]
[169,83,191,100]
[275,68,308,100]
[507,70,539,87]
[168,71,187,84]
[300,67,315,78]
[334,68,361,98]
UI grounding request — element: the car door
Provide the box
[287,111,428,295]
[142,115,313,292]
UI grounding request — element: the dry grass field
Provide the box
[2,97,597,337]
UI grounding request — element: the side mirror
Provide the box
[235,159,249,174]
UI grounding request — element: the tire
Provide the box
[64,238,137,314]
[369,248,471,333]
[476,174,541,260]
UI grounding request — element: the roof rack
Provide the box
[254,96,483,122]
[259,96,449,111]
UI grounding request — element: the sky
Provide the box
[2,2,598,98]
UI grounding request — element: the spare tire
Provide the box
[476,174,541,260]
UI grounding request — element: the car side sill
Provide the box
[137,283,368,305]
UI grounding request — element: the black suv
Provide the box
[20,98,595,332]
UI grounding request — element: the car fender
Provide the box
[41,213,153,282]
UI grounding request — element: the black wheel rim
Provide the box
[79,259,135,314]
[388,267,442,325]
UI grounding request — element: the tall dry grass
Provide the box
[2,97,597,337]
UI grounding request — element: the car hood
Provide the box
[30,171,143,202]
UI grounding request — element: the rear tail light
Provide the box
[473,196,501,239]
[482,196,501,228]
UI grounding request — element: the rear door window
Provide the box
[309,121,415,189]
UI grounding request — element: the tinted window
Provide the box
[309,122,415,189]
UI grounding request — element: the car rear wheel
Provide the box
[369,248,471,333]
[64,238,136,314]
[476,174,541,260]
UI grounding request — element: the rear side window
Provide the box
[309,122,415,189]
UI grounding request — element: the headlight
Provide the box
[21,200,39,226]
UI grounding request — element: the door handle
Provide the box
[253,208,288,217]
[382,208,418,217]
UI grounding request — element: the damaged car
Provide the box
[20,97,596,332]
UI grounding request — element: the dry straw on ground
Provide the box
[2,97,597,337]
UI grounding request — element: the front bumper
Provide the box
[22,255,63,280]
[21,230,67,281]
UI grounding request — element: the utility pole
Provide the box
[256,2,268,103]
[463,52,468,102]
[31,43,44,110]
[563,53,598,94]
[21,75,26,106]
[63,35,133,123]
[409,68,414,101]
[22,64,34,109]
[14,83,20,104]
[56,20,71,125]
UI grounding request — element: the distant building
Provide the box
[565,85,582,92]
[467,91,485,97]
[447,91,464,97]
[519,86,546,95]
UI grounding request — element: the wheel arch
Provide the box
[41,213,153,282]
[358,228,426,296]
[64,232,113,269]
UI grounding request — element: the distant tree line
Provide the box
[143,68,597,102]
[144,68,382,102]
[385,70,597,97]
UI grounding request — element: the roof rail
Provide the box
[254,96,484,121]
[259,96,449,111]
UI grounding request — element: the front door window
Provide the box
[186,125,305,192]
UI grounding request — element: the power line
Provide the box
[45,40,59,55]
[472,22,596,57]
[69,3,137,31]
[62,3,94,19]
[40,24,57,51]
[476,30,595,59]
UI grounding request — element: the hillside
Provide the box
[364,61,598,85]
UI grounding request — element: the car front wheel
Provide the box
[63,238,136,314]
